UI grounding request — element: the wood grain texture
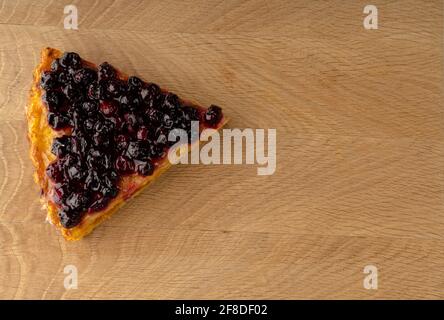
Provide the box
[0,0,443,299]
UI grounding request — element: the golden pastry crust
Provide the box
[27,47,227,241]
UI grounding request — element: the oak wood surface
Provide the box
[0,0,443,299]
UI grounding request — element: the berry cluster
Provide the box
[40,52,223,228]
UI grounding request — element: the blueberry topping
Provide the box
[41,51,223,229]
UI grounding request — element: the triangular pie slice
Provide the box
[27,47,227,240]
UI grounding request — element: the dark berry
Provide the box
[150,143,166,159]
[98,62,116,79]
[93,118,111,133]
[92,132,111,148]
[115,134,129,151]
[52,183,70,206]
[108,169,118,182]
[100,118,115,135]
[47,112,70,130]
[58,71,72,85]
[145,108,162,126]
[63,83,83,101]
[50,59,61,72]
[162,93,180,112]
[82,100,99,114]
[99,100,118,116]
[42,90,63,112]
[123,112,138,133]
[155,127,168,145]
[69,109,86,131]
[136,126,149,140]
[89,193,110,211]
[96,81,110,100]
[126,141,148,160]
[107,115,123,131]
[87,83,100,100]
[83,117,97,134]
[60,52,81,69]
[121,93,142,110]
[40,71,58,90]
[73,68,97,85]
[46,160,64,183]
[115,155,134,174]
[101,177,118,198]
[169,107,185,123]
[51,135,72,157]
[163,114,174,129]
[87,149,111,171]
[141,83,161,108]
[104,79,122,98]
[66,162,84,182]
[101,187,117,199]
[58,210,83,229]
[63,154,84,182]
[135,160,154,176]
[204,105,223,127]
[64,192,89,211]
[71,133,89,155]
[128,76,143,91]
[85,169,102,192]
[119,94,130,107]
[182,106,200,122]
[129,95,142,110]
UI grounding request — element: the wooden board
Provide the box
[0,0,443,299]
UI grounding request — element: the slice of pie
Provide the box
[27,47,226,241]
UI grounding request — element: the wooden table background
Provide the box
[0,0,443,299]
